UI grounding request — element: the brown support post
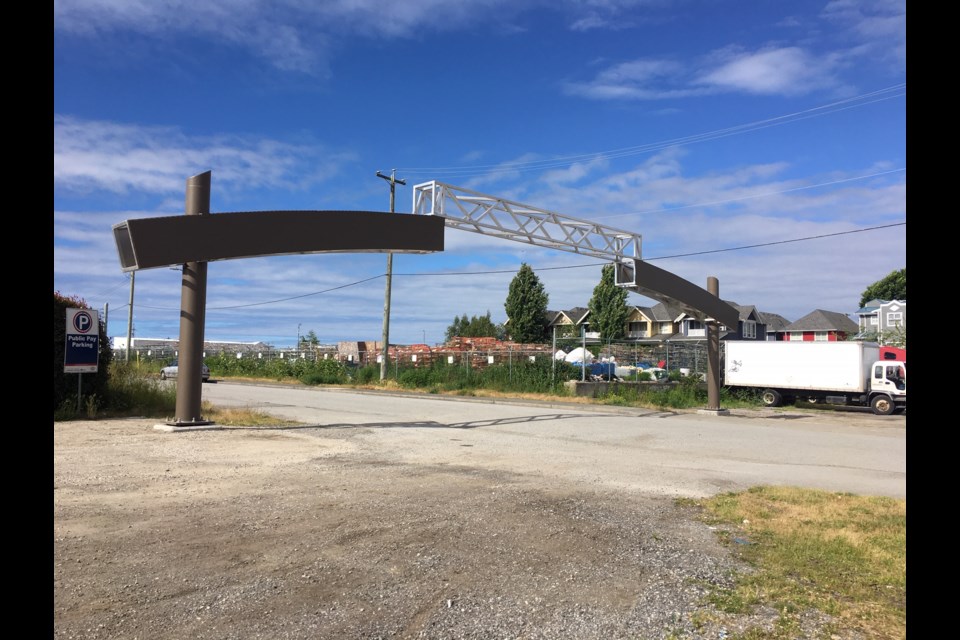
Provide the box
[171,171,213,426]
[705,276,725,414]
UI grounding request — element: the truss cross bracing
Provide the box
[411,180,740,328]
[412,180,640,274]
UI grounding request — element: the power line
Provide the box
[208,275,384,310]
[94,167,904,311]
[394,222,906,272]
[648,222,906,260]
[111,221,904,313]
[396,84,905,179]
[596,168,906,221]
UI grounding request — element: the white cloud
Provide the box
[54,0,534,74]
[563,45,842,101]
[821,0,906,69]
[563,58,712,101]
[697,46,837,96]
[54,130,904,346]
[53,116,357,196]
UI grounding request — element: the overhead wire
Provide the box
[97,84,905,314]
[109,220,904,312]
[396,84,905,180]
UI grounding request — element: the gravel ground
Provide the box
[54,417,844,639]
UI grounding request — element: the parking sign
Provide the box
[65,308,100,373]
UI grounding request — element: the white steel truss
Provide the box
[412,180,640,273]
[411,180,740,328]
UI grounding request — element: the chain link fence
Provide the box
[113,338,713,380]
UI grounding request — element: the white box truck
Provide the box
[723,341,906,415]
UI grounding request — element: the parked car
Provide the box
[643,367,669,381]
[160,360,210,382]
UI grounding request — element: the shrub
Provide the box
[103,361,177,416]
[54,292,112,413]
[299,359,348,385]
[351,365,380,385]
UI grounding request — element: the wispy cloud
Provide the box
[821,0,906,67]
[53,116,358,196]
[54,142,905,342]
[565,45,841,100]
[563,58,709,100]
[696,46,838,96]
[54,0,535,74]
[563,0,904,101]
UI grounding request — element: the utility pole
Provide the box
[376,169,406,381]
[125,271,135,362]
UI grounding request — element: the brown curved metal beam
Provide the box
[618,259,739,329]
[113,210,445,272]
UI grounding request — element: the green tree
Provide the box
[504,263,549,343]
[859,268,906,307]
[444,311,505,341]
[587,264,629,342]
[445,314,469,342]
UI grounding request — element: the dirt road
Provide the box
[54,391,904,639]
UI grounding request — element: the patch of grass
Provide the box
[55,361,178,420]
[197,401,300,427]
[54,363,302,425]
[693,486,906,639]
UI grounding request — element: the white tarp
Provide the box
[563,347,594,364]
[554,349,567,361]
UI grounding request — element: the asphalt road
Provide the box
[198,381,906,499]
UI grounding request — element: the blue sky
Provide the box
[54,0,906,348]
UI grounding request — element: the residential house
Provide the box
[854,299,906,346]
[616,302,683,344]
[672,301,768,343]
[544,307,591,338]
[542,300,790,346]
[782,309,858,342]
[758,311,791,341]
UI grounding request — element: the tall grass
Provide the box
[694,486,906,639]
[386,358,576,395]
[54,361,177,420]
[55,354,771,422]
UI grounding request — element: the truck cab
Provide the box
[868,361,906,414]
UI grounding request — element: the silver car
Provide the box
[160,360,211,382]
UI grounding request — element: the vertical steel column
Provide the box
[377,170,405,381]
[125,272,135,362]
[706,276,721,411]
[172,171,212,424]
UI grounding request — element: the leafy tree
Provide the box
[587,264,629,342]
[859,268,906,307]
[504,263,549,343]
[444,311,505,342]
[445,314,469,342]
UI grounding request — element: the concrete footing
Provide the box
[154,423,221,432]
[696,408,731,416]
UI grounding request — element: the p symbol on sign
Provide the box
[73,311,93,333]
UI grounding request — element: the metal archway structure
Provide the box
[412,181,738,411]
[114,173,737,426]
[113,172,445,426]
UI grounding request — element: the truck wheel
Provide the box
[806,396,820,404]
[760,389,782,407]
[870,395,895,416]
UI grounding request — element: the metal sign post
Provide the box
[65,308,100,413]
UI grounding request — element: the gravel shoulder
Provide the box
[54,398,892,639]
